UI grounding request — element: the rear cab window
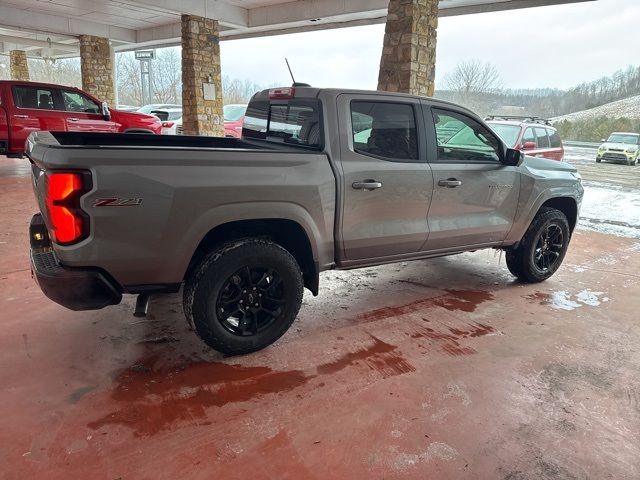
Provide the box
[351,101,418,161]
[242,97,323,148]
[12,86,56,110]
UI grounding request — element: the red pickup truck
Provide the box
[0,80,162,157]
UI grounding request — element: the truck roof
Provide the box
[252,86,473,111]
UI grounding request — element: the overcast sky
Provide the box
[220,0,640,91]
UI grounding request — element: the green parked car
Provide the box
[596,132,640,166]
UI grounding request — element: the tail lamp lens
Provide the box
[45,172,89,244]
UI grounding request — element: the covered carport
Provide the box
[6,1,640,480]
[1,0,593,135]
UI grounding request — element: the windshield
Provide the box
[488,123,521,147]
[242,99,322,148]
[607,134,640,145]
[223,104,247,122]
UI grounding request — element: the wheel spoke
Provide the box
[242,266,254,287]
[220,307,240,321]
[256,269,274,288]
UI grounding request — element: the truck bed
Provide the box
[42,131,317,152]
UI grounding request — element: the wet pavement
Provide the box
[1,153,640,479]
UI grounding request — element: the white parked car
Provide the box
[149,108,183,135]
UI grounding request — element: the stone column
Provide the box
[181,14,224,137]
[378,0,439,97]
[79,35,115,106]
[9,50,29,81]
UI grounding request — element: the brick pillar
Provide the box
[9,50,29,81]
[79,35,115,106]
[378,0,439,97]
[181,14,224,137]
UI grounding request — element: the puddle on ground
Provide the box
[357,289,494,323]
[88,358,312,436]
[524,289,607,311]
[317,335,415,378]
[88,335,417,437]
[410,323,496,357]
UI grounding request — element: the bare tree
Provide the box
[222,75,266,104]
[0,55,9,80]
[116,52,144,106]
[28,58,82,87]
[443,60,503,113]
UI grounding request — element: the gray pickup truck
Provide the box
[26,87,584,355]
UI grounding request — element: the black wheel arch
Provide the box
[539,197,578,233]
[185,219,319,296]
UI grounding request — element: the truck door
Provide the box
[58,89,118,133]
[9,85,66,153]
[336,94,433,263]
[423,106,520,251]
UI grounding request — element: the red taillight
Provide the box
[45,172,89,245]
[269,87,295,99]
[161,121,175,128]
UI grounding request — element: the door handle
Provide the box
[68,118,79,122]
[438,178,463,188]
[352,180,383,191]
[14,115,28,119]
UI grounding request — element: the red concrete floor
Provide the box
[1,156,639,479]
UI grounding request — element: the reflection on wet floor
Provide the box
[0,156,30,177]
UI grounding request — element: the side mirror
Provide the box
[522,141,537,150]
[504,147,524,167]
[101,101,111,121]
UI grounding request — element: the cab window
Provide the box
[13,86,55,110]
[534,127,550,148]
[433,108,501,162]
[351,101,418,161]
[548,129,562,148]
[61,90,101,114]
[522,127,536,145]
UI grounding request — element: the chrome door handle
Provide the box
[438,179,463,188]
[352,180,383,191]
[68,118,79,122]
[14,115,28,119]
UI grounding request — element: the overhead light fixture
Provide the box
[42,37,56,65]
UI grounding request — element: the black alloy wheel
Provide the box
[533,223,564,273]
[216,267,286,336]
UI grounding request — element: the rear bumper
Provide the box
[29,214,122,311]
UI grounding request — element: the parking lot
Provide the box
[1,147,639,479]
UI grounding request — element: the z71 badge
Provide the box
[93,198,143,207]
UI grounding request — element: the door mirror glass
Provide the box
[101,101,111,121]
[504,148,524,166]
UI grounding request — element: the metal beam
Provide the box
[0,35,78,53]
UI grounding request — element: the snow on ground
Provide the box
[562,145,640,238]
[580,181,640,238]
[551,94,640,122]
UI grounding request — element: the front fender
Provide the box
[504,173,583,245]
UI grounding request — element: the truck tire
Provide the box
[505,207,571,283]
[183,239,303,355]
